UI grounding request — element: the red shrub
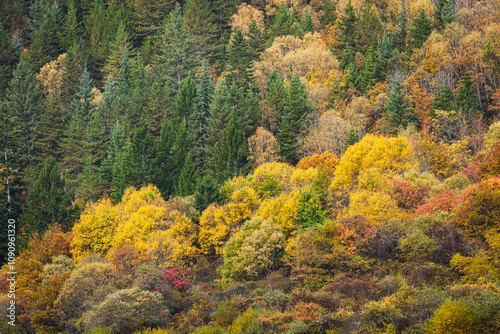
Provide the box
[414,187,460,217]
[392,177,429,209]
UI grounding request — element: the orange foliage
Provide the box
[337,215,376,254]
[392,177,429,210]
[476,140,500,180]
[296,151,339,175]
[413,187,460,217]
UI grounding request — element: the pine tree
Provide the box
[36,91,66,163]
[432,84,454,114]
[454,69,479,111]
[104,21,133,80]
[225,29,255,92]
[336,0,358,53]
[130,0,174,44]
[183,0,219,62]
[381,74,417,133]
[246,20,267,61]
[5,56,42,169]
[344,128,359,150]
[20,156,78,235]
[63,0,80,50]
[155,3,200,93]
[409,9,433,51]
[322,0,337,27]
[194,175,220,213]
[279,74,309,164]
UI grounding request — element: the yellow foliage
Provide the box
[198,186,259,255]
[451,250,500,283]
[71,197,118,262]
[331,134,414,191]
[36,54,66,96]
[297,150,339,175]
[230,3,264,33]
[291,167,319,190]
[253,162,295,192]
[257,190,301,236]
[344,190,407,225]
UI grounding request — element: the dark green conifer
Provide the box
[322,0,337,27]
[432,84,454,114]
[36,91,66,163]
[409,9,433,51]
[381,74,417,134]
[336,0,358,53]
[344,128,359,150]
[194,175,220,213]
[454,69,479,111]
[183,0,219,62]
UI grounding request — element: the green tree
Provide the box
[432,84,454,114]
[322,0,337,27]
[436,0,455,27]
[28,0,45,40]
[63,0,80,50]
[454,69,479,111]
[183,0,219,62]
[246,20,267,61]
[394,0,408,52]
[336,0,358,53]
[381,74,417,133]
[225,29,255,92]
[131,118,154,186]
[218,109,249,181]
[20,156,78,235]
[344,128,359,150]
[155,3,199,93]
[358,4,382,53]
[104,21,133,80]
[5,56,42,169]
[130,0,174,44]
[268,4,293,40]
[374,30,395,81]
[194,175,220,212]
[61,41,88,106]
[408,9,433,51]
[279,74,309,164]
[36,91,66,163]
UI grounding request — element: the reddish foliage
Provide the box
[111,242,151,275]
[337,215,377,254]
[476,140,500,180]
[161,268,186,290]
[462,164,480,183]
[325,273,380,303]
[414,187,460,217]
[392,177,429,209]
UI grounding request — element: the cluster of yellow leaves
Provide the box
[71,185,200,266]
[247,127,281,168]
[344,189,407,225]
[199,186,260,255]
[296,151,339,175]
[36,54,66,96]
[257,190,301,236]
[230,3,265,33]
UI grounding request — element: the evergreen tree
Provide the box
[63,0,80,50]
[225,29,255,92]
[436,0,455,28]
[454,69,479,111]
[360,49,376,93]
[345,61,361,91]
[131,118,154,186]
[155,3,200,93]
[28,0,45,40]
[246,20,267,61]
[130,0,174,44]
[61,41,88,106]
[0,24,15,98]
[85,0,107,81]
[151,115,175,197]
[432,84,454,114]
[104,21,133,79]
[142,70,169,139]
[36,91,66,163]
[183,0,219,62]
[20,156,78,236]
[268,4,293,40]
[279,74,309,164]
[358,4,382,53]
[302,9,314,34]
[111,138,133,202]
[194,175,220,213]
[5,56,42,169]
[71,67,95,121]
[175,153,196,196]
[381,74,417,134]
[374,30,395,81]
[322,0,337,27]
[408,9,433,51]
[394,0,408,52]
[100,73,118,131]
[171,75,197,119]
[264,71,287,135]
[85,109,107,166]
[344,128,359,150]
[61,110,86,178]
[336,0,358,53]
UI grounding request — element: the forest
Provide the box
[1,0,500,332]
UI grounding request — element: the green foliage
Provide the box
[432,85,454,114]
[409,9,433,51]
[454,69,479,112]
[381,74,417,134]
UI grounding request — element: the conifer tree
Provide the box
[336,0,358,53]
[36,91,66,163]
[85,0,107,81]
[28,0,45,40]
[111,138,133,202]
[61,110,86,178]
[61,41,88,106]
[155,3,199,93]
[142,70,169,139]
[171,75,197,119]
[85,109,107,166]
[63,0,80,50]
[104,21,133,80]
[409,9,433,51]
[358,4,382,53]
[360,49,376,93]
[394,0,408,52]
[175,153,196,196]
[20,156,78,235]
[381,74,417,133]
[432,85,454,114]
[131,118,154,186]
[344,128,359,150]
[322,0,337,27]
[345,62,361,91]
[225,29,255,92]
[194,175,220,212]
[246,20,267,61]
[374,30,395,81]
[268,4,293,40]
[218,109,249,181]
[5,56,42,169]
[436,0,455,27]
[71,67,95,120]
[151,115,175,197]
[0,24,15,98]
[454,69,479,111]
[100,73,118,131]
[183,0,219,62]
[130,0,174,44]
[302,9,314,34]
[279,74,309,164]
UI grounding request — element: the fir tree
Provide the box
[111,138,133,202]
[302,9,314,34]
[61,41,88,106]
[336,0,358,53]
[175,153,196,196]
[85,0,107,81]
[63,0,80,50]
[131,118,154,186]
[344,128,359,150]
[345,62,361,91]
[104,21,133,80]
[432,84,454,114]
[130,0,174,44]
[381,74,417,134]
[454,69,479,111]
[36,91,66,163]
[151,115,175,198]
[183,0,219,62]
[100,73,118,131]
[71,67,95,121]
[225,29,255,92]
[5,56,42,169]
[246,20,267,61]
[28,0,45,40]
[408,9,433,51]
[155,3,200,93]
[374,30,395,81]
[322,0,337,27]
[279,74,309,164]
[394,0,408,52]
[268,4,292,40]
[142,70,170,139]
[20,156,78,236]
[360,49,376,93]
[358,4,382,53]
[436,0,455,28]
[0,24,15,98]
[194,175,220,213]
[171,75,197,119]
[218,109,249,181]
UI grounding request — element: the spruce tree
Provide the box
[63,0,80,50]
[5,56,42,169]
[360,49,376,93]
[155,3,199,93]
[454,69,479,111]
[20,156,78,236]
[171,75,197,119]
[175,153,196,196]
[432,84,454,114]
[194,175,220,213]
[130,0,174,44]
[28,0,45,40]
[36,91,66,163]
[142,70,169,139]
[394,0,408,52]
[322,0,337,27]
[85,0,107,81]
[100,73,118,131]
[131,118,154,186]
[61,41,88,106]
[246,20,267,61]
[381,74,417,134]
[279,74,309,164]
[151,115,175,198]
[344,128,359,150]
[111,138,133,202]
[374,30,395,81]
[302,9,314,34]
[336,0,358,53]
[218,109,249,181]
[268,4,292,40]
[225,29,255,92]
[71,67,95,121]
[409,9,433,51]
[183,0,219,62]
[104,21,133,80]
[358,4,382,53]
[436,0,455,27]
